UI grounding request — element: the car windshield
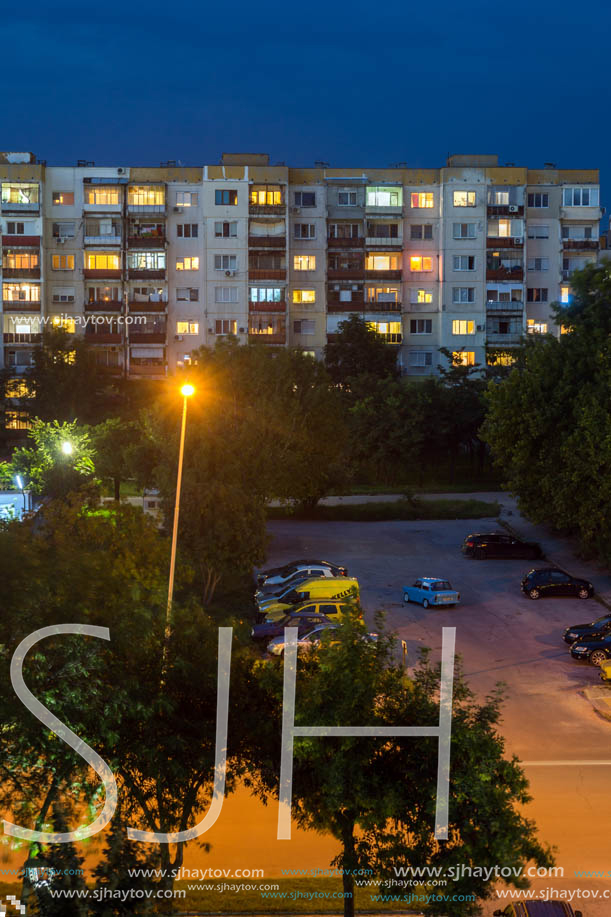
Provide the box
[431,581,452,591]
[594,615,611,625]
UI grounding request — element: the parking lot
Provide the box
[266,513,611,913]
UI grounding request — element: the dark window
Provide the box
[294,191,315,207]
[527,288,548,302]
[319,604,340,616]
[215,189,237,205]
[7,222,25,234]
[177,224,198,237]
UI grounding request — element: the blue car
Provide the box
[402,577,460,608]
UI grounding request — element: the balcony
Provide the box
[486,301,524,313]
[486,332,523,345]
[128,234,165,248]
[377,333,402,343]
[562,239,598,250]
[486,268,524,281]
[86,300,123,311]
[248,269,285,281]
[248,203,285,216]
[248,333,286,344]
[84,199,122,213]
[84,234,122,246]
[248,235,286,248]
[486,237,524,248]
[2,267,41,280]
[327,269,366,281]
[2,235,40,247]
[328,300,366,312]
[129,300,167,312]
[129,363,166,377]
[327,236,364,248]
[84,331,123,345]
[84,269,122,280]
[487,205,524,217]
[3,333,42,344]
[365,236,403,247]
[249,300,286,312]
[365,269,402,281]
[1,201,39,213]
[365,301,401,312]
[2,301,41,311]
[129,332,166,344]
[127,203,166,215]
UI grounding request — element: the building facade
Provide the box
[1,152,601,416]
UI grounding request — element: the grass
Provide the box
[267,498,500,522]
[331,481,503,496]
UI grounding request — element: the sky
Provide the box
[6,0,611,214]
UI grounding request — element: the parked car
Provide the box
[521,568,594,600]
[252,607,336,642]
[563,612,611,645]
[255,564,346,600]
[257,577,360,621]
[256,559,344,587]
[268,623,339,656]
[402,578,460,608]
[570,632,611,665]
[494,901,583,916]
[462,532,542,560]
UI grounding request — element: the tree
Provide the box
[324,315,400,388]
[8,419,96,498]
[250,610,552,917]
[89,418,137,501]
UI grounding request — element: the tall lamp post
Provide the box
[163,383,195,658]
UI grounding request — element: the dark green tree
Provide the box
[88,418,137,501]
[324,315,400,388]
[250,611,552,917]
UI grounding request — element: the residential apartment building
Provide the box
[1,151,601,429]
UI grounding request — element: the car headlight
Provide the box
[572,645,588,653]
[567,632,578,638]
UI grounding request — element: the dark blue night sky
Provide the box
[7,0,611,212]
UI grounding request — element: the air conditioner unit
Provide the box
[208,327,214,333]
[514,237,523,245]
[476,324,485,332]
[508,205,518,212]
[173,206,183,213]
[57,237,66,244]
[117,167,125,174]
[239,327,245,333]
[225,270,236,277]
[175,335,183,341]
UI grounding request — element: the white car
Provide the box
[268,624,338,656]
[257,561,347,590]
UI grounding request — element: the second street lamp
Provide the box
[163,383,195,657]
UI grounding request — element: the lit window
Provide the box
[250,288,282,302]
[176,321,200,335]
[1,183,39,205]
[498,220,511,237]
[367,321,401,338]
[412,289,433,304]
[215,319,237,335]
[51,316,76,333]
[366,286,400,303]
[452,320,475,334]
[52,191,75,206]
[527,319,548,334]
[294,255,316,271]
[411,192,434,209]
[128,251,166,270]
[453,351,475,366]
[5,411,32,430]
[486,352,515,366]
[489,190,509,205]
[453,190,476,207]
[85,253,120,270]
[250,186,282,206]
[5,378,33,398]
[128,185,165,207]
[560,286,570,305]
[292,290,316,303]
[176,191,198,207]
[366,186,403,207]
[410,256,432,272]
[3,283,40,302]
[85,187,120,206]
[52,254,75,271]
[2,251,39,270]
[365,253,401,271]
[215,189,238,206]
[176,257,199,271]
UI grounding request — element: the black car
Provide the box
[570,631,611,665]
[462,532,542,560]
[521,567,594,600]
[563,612,611,644]
[251,610,332,643]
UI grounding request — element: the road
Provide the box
[244,504,611,914]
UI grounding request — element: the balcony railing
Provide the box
[249,301,286,312]
[128,268,166,280]
[486,237,524,248]
[2,267,41,279]
[86,300,123,311]
[365,269,402,281]
[487,205,524,217]
[129,332,166,344]
[4,333,42,344]
[486,268,524,281]
[84,201,122,212]
[562,239,598,250]
[128,235,165,248]
[248,269,286,281]
[377,332,402,343]
[365,301,401,312]
[83,268,122,280]
[248,235,286,248]
[1,201,39,212]
[128,363,166,376]
[248,203,285,216]
[84,234,122,246]
[486,301,524,312]
[128,300,167,312]
[248,332,286,344]
[2,235,40,247]
[562,269,573,281]
[486,332,523,344]
[84,332,123,344]
[327,269,366,280]
[2,301,41,311]
[365,236,403,247]
[327,236,364,248]
[328,300,366,312]
[127,203,166,214]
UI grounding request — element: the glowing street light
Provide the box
[163,383,195,663]
[61,441,74,456]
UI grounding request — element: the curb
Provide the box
[583,686,611,722]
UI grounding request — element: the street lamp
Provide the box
[14,475,27,517]
[163,383,195,657]
[61,441,73,456]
